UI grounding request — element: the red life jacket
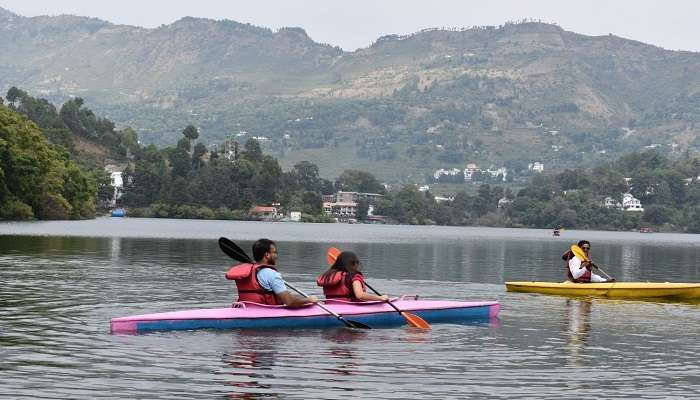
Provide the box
[316,270,361,301]
[562,250,591,283]
[225,263,281,305]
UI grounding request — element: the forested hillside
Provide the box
[2,7,700,182]
[0,104,96,219]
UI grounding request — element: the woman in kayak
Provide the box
[317,251,389,302]
[563,240,611,283]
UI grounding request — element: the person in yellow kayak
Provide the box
[226,238,319,307]
[563,240,614,283]
[316,251,389,302]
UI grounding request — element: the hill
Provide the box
[2,8,699,182]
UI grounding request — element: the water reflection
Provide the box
[621,244,641,280]
[110,237,121,263]
[564,299,593,367]
[322,329,367,379]
[221,332,280,399]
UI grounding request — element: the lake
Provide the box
[1,218,699,399]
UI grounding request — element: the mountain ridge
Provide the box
[2,7,699,182]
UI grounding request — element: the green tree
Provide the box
[0,105,96,220]
[182,125,199,151]
[642,205,672,225]
[241,138,263,163]
[335,170,386,194]
[293,161,322,192]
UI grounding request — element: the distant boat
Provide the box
[552,228,561,237]
[111,208,126,217]
[639,227,655,233]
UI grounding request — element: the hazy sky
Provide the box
[1,0,698,52]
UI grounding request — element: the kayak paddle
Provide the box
[590,263,615,281]
[283,280,370,329]
[327,247,431,330]
[218,237,370,329]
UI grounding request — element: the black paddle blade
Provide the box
[218,237,253,263]
[344,319,371,329]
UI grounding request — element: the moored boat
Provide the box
[505,281,700,300]
[110,297,500,334]
[111,208,126,217]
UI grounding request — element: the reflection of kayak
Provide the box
[111,298,500,333]
[506,281,700,300]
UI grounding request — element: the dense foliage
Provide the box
[4,87,136,167]
[375,151,700,233]
[0,105,96,219]
[3,89,698,233]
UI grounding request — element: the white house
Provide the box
[622,193,644,212]
[528,162,544,173]
[104,165,124,206]
[486,167,508,182]
[433,168,462,180]
[463,163,481,181]
[498,197,513,208]
[289,211,302,222]
[434,195,454,203]
[110,171,123,205]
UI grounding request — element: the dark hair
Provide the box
[577,240,590,248]
[319,251,361,285]
[252,238,276,262]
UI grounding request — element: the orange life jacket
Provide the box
[562,250,591,283]
[316,270,360,301]
[225,263,281,305]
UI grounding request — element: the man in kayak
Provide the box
[226,238,318,307]
[563,240,612,283]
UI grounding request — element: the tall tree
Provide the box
[335,170,386,194]
[182,125,199,152]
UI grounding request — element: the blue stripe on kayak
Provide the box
[133,305,494,333]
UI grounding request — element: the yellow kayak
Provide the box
[505,281,700,300]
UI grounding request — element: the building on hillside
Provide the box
[418,185,430,192]
[603,197,623,210]
[104,165,124,207]
[433,168,462,180]
[486,167,508,182]
[497,197,513,208]
[323,201,357,220]
[528,162,544,173]
[463,163,481,181]
[322,191,385,222]
[434,195,454,203]
[249,206,279,220]
[324,191,384,203]
[621,193,644,212]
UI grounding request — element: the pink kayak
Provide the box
[111,297,500,333]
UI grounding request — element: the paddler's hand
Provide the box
[307,295,319,304]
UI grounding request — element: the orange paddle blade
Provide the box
[327,247,341,266]
[400,311,432,330]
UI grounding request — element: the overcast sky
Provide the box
[1,0,698,52]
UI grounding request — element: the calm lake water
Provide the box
[1,218,699,399]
